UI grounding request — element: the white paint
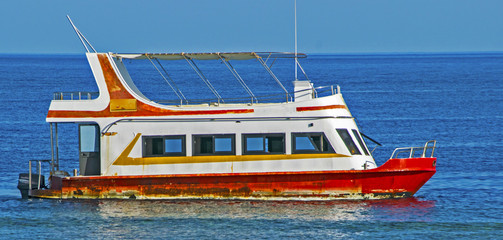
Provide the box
[47,53,377,177]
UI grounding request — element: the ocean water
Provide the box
[0,53,502,239]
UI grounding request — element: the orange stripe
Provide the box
[296,105,346,112]
[47,108,254,118]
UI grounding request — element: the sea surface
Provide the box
[0,53,502,239]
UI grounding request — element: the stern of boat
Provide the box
[17,159,69,199]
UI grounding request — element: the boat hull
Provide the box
[28,157,436,200]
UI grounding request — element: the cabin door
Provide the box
[79,124,101,176]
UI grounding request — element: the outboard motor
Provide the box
[17,173,45,199]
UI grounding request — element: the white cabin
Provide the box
[46,52,377,177]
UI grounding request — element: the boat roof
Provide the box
[112,52,307,61]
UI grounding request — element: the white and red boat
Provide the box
[18,19,436,200]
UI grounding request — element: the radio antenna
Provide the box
[294,0,298,81]
[66,15,97,53]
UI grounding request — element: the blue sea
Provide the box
[0,53,502,239]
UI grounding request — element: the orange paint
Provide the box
[296,105,346,112]
[47,54,254,119]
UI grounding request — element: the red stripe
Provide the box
[296,104,346,112]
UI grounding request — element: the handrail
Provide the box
[101,116,337,134]
[390,140,437,159]
[156,84,340,105]
[53,91,99,100]
[51,85,339,104]
[28,160,51,190]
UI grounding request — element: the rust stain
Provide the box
[29,158,436,200]
[99,54,134,99]
[110,99,137,112]
[47,53,254,119]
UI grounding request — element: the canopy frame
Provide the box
[145,55,188,105]
[113,51,308,104]
[217,54,257,104]
[183,54,224,104]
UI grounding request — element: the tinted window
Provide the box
[336,129,361,155]
[292,132,335,153]
[143,135,186,157]
[243,134,285,154]
[295,136,317,151]
[193,134,235,155]
[151,138,163,155]
[165,138,183,153]
[352,129,370,156]
[215,137,232,152]
[246,137,264,151]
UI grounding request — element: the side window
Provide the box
[243,134,285,154]
[164,137,184,154]
[292,132,335,154]
[351,129,370,156]
[79,124,100,153]
[193,134,235,155]
[143,135,186,157]
[336,129,361,155]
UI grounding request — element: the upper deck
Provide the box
[46,52,352,124]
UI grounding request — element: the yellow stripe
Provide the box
[113,153,349,166]
[112,133,142,166]
[111,133,349,166]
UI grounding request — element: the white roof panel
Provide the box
[112,52,306,61]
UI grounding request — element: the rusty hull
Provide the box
[29,157,436,200]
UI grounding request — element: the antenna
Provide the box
[294,0,298,81]
[66,15,97,53]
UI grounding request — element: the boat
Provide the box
[17,18,437,200]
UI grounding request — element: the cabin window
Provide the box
[243,134,285,154]
[79,125,100,152]
[292,132,335,154]
[352,129,370,156]
[193,134,235,155]
[336,129,361,155]
[143,135,186,157]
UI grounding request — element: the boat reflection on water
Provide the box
[90,198,436,222]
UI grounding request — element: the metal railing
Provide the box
[390,140,437,159]
[156,84,340,105]
[51,86,340,104]
[28,160,51,190]
[53,92,99,100]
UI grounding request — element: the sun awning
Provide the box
[111,52,307,61]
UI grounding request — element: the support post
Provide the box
[50,123,54,175]
[28,161,32,191]
[55,123,59,171]
[183,55,223,103]
[37,161,41,189]
[218,54,257,103]
[146,55,187,104]
[256,56,291,101]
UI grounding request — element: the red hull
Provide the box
[30,157,436,200]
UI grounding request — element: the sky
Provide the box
[1,0,503,54]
